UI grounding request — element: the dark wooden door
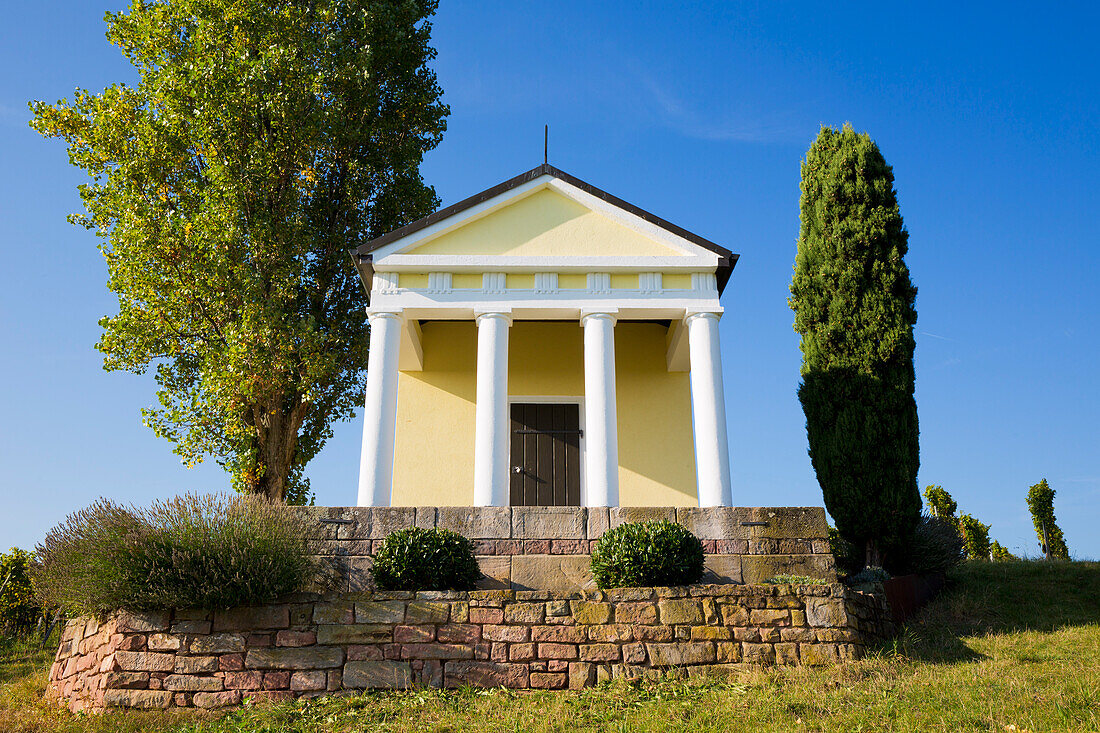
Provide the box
[509,403,581,506]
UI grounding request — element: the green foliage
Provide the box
[827,524,861,575]
[846,566,890,585]
[589,520,704,589]
[370,528,480,592]
[922,485,957,520]
[903,515,965,575]
[989,540,1018,562]
[957,513,991,560]
[789,124,921,568]
[33,493,321,615]
[29,0,449,502]
[763,574,826,586]
[1026,479,1070,560]
[0,549,41,636]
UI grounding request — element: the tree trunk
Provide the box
[244,396,310,502]
[865,538,882,569]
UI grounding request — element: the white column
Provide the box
[686,311,733,507]
[582,311,619,507]
[473,311,512,506]
[357,310,403,507]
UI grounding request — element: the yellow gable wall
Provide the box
[404,188,686,257]
[391,321,698,507]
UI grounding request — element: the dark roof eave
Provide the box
[355,163,740,295]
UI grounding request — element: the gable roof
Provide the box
[353,164,739,293]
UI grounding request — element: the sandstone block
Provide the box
[609,507,676,527]
[213,606,289,632]
[571,601,612,625]
[171,620,212,635]
[579,644,620,662]
[587,624,633,642]
[511,555,595,592]
[690,626,732,641]
[716,642,741,663]
[147,633,181,652]
[290,670,326,691]
[703,555,743,584]
[193,690,242,709]
[658,600,703,625]
[750,609,791,626]
[245,647,344,670]
[719,604,750,626]
[632,625,674,642]
[445,661,528,689]
[275,630,316,647]
[586,508,609,539]
[400,643,473,660]
[568,661,595,689]
[345,660,414,689]
[115,611,170,633]
[646,642,715,667]
[622,643,646,664]
[316,624,391,645]
[175,656,218,674]
[437,624,481,644]
[806,598,849,628]
[314,602,355,625]
[190,633,245,654]
[504,602,545,624]
[405,601,450,625]
[469,607,504,624]
[530,672,568,689]
[741,554,837,585]
[103,671,149,689]
[615,603,658,625]
[742,642,776,665]
[775,642,799,665]
[483,624,529,643]
[437,507,511,539]
[674,508,743,539]
[355,601,405,624]
[475,556,511,590]
[512,507,585,540]
[538,643,578,660]
[394,625,435,643]
[103,689,172,709]
[222,671,263,690]
[369,507,416,538]
[114,651,176,673]
[799,643,839,666]
[531,625,584,643]
[164,675,222,692]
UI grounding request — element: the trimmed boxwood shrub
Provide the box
[34,493,322,615]
[590,520,704,589]
[370,528,481,591]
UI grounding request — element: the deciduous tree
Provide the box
[30,0,448,501]
[1026,479,1069,560]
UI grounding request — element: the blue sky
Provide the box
[2,2,1097,558]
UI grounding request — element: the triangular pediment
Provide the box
[404,188,686,258]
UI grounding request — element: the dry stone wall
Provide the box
[49,584,892,713]
[299,506,836,592]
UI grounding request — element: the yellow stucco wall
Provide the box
[391,321,698,507]
[405,188,687,257]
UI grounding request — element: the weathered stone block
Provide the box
[646,642,716,667]
[370,507,416,538]
[437,624,480,644]
[104,671,149,689]
[806,598,849,628]
[405,601,450,625]
[568,661,595,689]
[475,556,511,590]
[290,670,327,691]
[116,611,170,633]
[587,624,633,642]
[400,643,473,660]
[716,641,741,663]
[531,625,584,643]
[511,555,595,592]
[799,643,839,666]
[702,555,743,584]
[175,656,218,674]
[530,671,568,689]
[504,602,545,624]
[512,507,585,540]
[189,633,245,655]
[437,507,511,539]
[750,609,791,626]
[103,689,172,709]
[164,674,222,692]
[445,661,528,689]
[690,625,732,641]
[658,600,703,625]
[147,633,181,652]
[193,690,242,709]
[213,606,290,632]
[610,507,676,527]
[274,630,316,647]
[742,642,776,665]
[171,620,212,635]
[578,644,620,662]
[483,625,529,643]
[346,556,375,592]
[538,642,578,659]
[586,508,609,539]
[114,651,176,673]
[615,603,658,625]
[313,602,355,625]
[674,508,744,540]
[571,601,612,625]
[355,601,405,625]
[245,647,344,670]
[316,624,391,645]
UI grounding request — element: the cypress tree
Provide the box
[789,124,921,568]
[1026,479,1069,559]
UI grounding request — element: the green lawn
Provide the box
[2,561,1098,733]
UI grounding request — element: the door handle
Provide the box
[512,466,524,474]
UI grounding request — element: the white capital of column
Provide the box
[686,311,732,507]
[582,311,619,507]
[357,310,403,507]
[473,311,513,507]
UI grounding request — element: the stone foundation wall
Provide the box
[49,584,892,713]
[300,506,836,592]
